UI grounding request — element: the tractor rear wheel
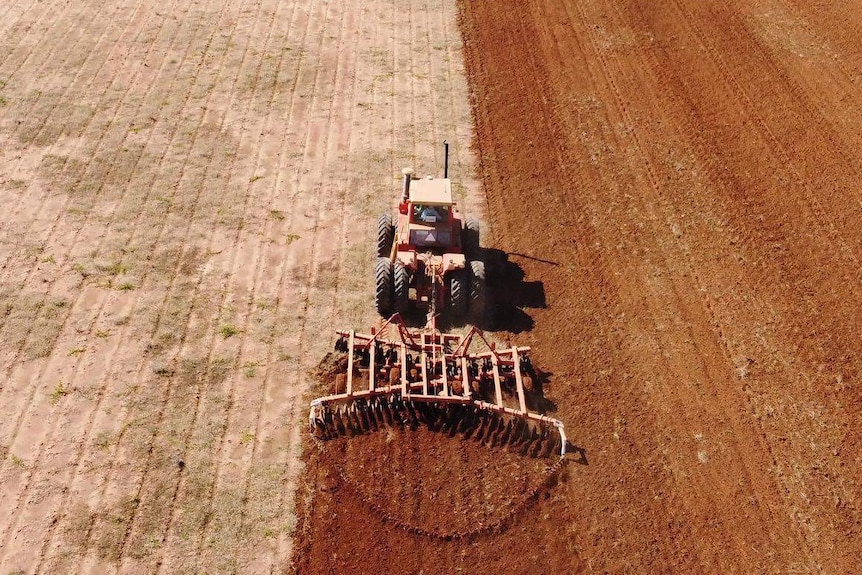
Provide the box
[377,213,394,257]
[462,218,480,258]
[375,257,393,316]
[469,260,487,321]
[448,269,468,317]
[393,260,409,314]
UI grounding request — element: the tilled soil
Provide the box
[294,431,575,575]
[293,0,862,573]
[312,429,557,537]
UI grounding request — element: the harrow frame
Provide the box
[309,314,567,458]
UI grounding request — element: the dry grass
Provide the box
[0,0,477,571]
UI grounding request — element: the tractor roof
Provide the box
[409,178,453,206]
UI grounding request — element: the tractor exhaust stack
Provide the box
[401,167,414,204]
[443,140,450,179]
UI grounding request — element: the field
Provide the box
[0,0,478,572]
[295,0,862,574]
[458,0,862,572]
[2,0,862,573]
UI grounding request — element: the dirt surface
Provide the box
[293,0,862,574]
[460,0,862,572]
[0,0,480,572]
[5,0,862,572]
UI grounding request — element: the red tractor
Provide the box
[375,143,486,321]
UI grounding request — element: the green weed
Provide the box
[49,382,70,404]
[219,324,240,339]
[242,361,258,378]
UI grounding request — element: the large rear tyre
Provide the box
[377,213,394,257]
[393,260,410,314]
[375,257,393,316]
[462,218,480,258]
[448,269,468,318]
[469,260,487,322]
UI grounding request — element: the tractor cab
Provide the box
[412,203,450,225]
[401,177,460,250]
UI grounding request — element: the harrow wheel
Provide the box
[377,213,394,257]
[375,257,393,316]
[393,260,410,314]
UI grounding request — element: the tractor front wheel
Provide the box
[377,213,394,257]
[375,257,393,316]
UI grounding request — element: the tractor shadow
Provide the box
[481,248,547,333]
[403,249,547,332]
[394,309,429,329]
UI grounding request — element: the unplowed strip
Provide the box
[0,0,483,572]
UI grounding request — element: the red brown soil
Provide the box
[311,429,557,536]
[292,0,862,573]
[294,431,575,574]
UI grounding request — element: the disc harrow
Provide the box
[309,314,567,458]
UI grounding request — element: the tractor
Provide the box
[375,142,486,321]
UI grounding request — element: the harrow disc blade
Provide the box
[383,400,395,424]
[336,409,349,435]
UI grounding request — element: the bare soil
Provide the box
[292,0,862,573]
